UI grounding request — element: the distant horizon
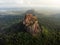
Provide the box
[0,7,60,16]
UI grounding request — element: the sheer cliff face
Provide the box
[23,13,42,36]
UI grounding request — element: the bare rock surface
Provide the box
[23,13,42,36]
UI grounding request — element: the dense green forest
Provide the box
[0,11,60,45]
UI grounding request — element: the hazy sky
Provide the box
[0,0,60,8]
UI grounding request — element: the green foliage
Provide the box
[0,25,60,45]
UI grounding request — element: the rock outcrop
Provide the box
[23,13,42,36]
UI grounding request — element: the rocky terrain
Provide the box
[23,13,42,36]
